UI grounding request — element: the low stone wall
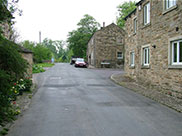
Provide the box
[21,53,33,77]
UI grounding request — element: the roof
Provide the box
[124,0,146,21]
[19,46,33,53]
[124,8,137,20]
[136,0,145,6]
[88,23,125,45]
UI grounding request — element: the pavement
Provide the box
[7,63,182,136]
[111,73,182,112]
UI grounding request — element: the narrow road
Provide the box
[8,63,182,136]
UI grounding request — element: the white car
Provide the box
[74,58,87,68]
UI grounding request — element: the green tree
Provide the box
[21,40,35,51]
[42,38,65,59]
[77,14,100,34]
[21,40,52,63]
[116,1,136,28]
[67,14,100,59]
[33,44,52,63]
[0,0,22,36]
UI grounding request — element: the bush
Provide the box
[32,65,45,73]
[0,36,29,125]
[0,70,15,125]
[0,36,28,79]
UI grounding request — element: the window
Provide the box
[117,52,123,59]
[165,0,176,10]
[130,52,135,67]
[171,40,182,65]
[144,2,150,25]
[142,46,150,66]
[134,18,137,33]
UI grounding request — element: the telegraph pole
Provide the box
[39,31,41,44]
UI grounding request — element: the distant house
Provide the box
[124,0,182,96]
[87,23,125,68]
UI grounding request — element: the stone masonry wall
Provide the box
[87,23,125,68]
[125,0,182,98]
[21,53,33,77]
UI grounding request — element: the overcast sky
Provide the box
[14,0,136,43]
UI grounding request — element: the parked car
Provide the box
[75,58,87,68]
[70,57,77,65]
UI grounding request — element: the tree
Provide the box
[67,14,100,59]
[77,14,100,34]
[21,40,35,51]
[33,44,52,63]
[42,38,65,59]
[116,1,136,28]
[21,41,52,63]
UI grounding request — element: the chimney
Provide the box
[103,22,105,27]
[39,31,41,44]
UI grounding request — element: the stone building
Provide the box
[87,23,125,68]
[124,0,182,97]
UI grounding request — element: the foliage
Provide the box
[0,36,28,79]
[0,0,12,23]
[21,41,52,63]
[116,1,136,28]
[0,128,9,136]
[37,63,54,67]
[0,35,30,125]
[0,72,32,125]
[77,14,100,34]
[32,65,45,74]
[33,44,52,63]
[42,38,65,59]
[67,14,100,59]
[0,0,30,127]
[21,39,65,63]
[0,0,22,39]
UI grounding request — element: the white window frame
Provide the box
[144,2,150,25]
[171,40,182,65]
[141,45,150,66]
[130,51,135,67]
[117,52,123,59]
[134,18,137,33]
[164,0,176,10]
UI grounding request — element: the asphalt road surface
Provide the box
[8,63,182,136]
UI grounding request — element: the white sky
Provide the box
[14,0,136,43]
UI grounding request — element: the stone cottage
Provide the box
[87,23,125,68]
[124,0,182,96]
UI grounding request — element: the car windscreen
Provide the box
[76,59,84,62]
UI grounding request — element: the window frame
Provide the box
[171,40,182,65]
[164,0,177,10]
[130,51,135,67]
[141,45,150,67]
[143,2,150,25]
[117,52,123,59]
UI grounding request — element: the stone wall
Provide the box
[87,23,125,68]
[125,0,182,98]
[21,53,33,77]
